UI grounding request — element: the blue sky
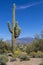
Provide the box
[0,0,43,40]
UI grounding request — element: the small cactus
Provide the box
[8,3,21,54]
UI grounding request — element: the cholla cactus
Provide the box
[8,3,21,54]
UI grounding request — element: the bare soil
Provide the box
[6,58,43,65]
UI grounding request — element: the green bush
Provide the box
[26,44,32,54]
[36,51,43,58]
[29,52,36,58]
[39,62,43,65]
[0,54,8,65]
[29,51,43,58]
[18,52,30,61]
[14,50,21,58]
[20,55,30,61]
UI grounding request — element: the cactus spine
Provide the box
[8,3,21,54]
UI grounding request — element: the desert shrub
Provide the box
[14,50,30,61]
[19,55,30,61]
[14,50,21,57]
[0,39,12,54]
[29,52,37,58]
[18,52,30,61]
[0,54,8,65]
[36,51,43,58]
[26,44,32,54]
[39,62,43,65]
[29,51,43,58]
[32,31,43,52]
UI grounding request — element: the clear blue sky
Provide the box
[0,0,43,40]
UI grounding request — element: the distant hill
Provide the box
[17,37,34,44]
[6,37,34,44]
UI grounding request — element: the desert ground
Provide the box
[6,58,43,65]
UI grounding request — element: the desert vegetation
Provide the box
[0,30,43,65]
[8,3,21,54]
[0,3,43,65]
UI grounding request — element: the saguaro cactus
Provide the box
[8,3,21,54]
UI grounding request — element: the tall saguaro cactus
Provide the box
[8,3,21,54]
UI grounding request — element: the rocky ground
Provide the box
[6,58,43,65]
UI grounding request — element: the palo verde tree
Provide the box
[8,3,21,54]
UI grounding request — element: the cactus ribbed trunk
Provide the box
[12,34,16,54]
[12,4,16,54]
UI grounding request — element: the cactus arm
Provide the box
[14,22,21,38]
[8,22,12,33]
[18,28,21,35]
